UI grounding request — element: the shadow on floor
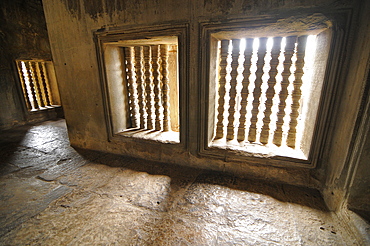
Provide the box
[75,148,329,212]
[0,124,33,176]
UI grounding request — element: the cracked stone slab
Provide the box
[0,185,71,237]
[37,150,107,182]
[38,157,91,181]
[6,147,59,169]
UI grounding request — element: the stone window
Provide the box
[199,15,336,168]
[96,25,187,144]
[16,60,61,111]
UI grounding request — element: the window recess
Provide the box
[97,29,184,144]
[16,60,61,112]
[201,15,336,167]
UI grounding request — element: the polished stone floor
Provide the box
[0,119,364,245]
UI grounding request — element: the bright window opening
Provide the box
[210,32,328,160]
[16,60,61,112]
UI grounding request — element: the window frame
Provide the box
[198,12,351,168]
[94,23,189,147]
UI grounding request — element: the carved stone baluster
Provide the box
[287,35,308,148]
[30,61,44,108]
[124,47,138,128]
[134,46,146,129]
[25,61,39,110]
[35,62,48,106]
[17,61,32,110]
[260,37,283,145]
[144,46,154,130]
[248,38,268,143]
[215,40,229,139]
[226,39,240,141]
[273,36,296,146]
[151,45,162,131]
[40,62,52,106]
[237,38,254,142]
[160,44,171,132]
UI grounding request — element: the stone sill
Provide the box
[116,128,180,144]
[211,138,307,160]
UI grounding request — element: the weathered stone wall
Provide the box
[42,0,370,209]
[321,0,370,210]
[347,91,370,220]
[0,0,52,129]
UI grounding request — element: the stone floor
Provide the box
[0,119,365,245]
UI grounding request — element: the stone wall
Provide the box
[42,0,370,210]
[0,0,53,129]
[346,66,370,220]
